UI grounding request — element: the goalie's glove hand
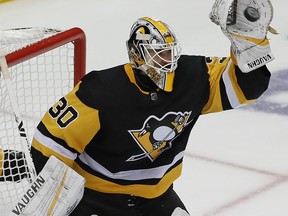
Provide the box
[209,0,277,72]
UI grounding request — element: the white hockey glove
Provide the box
[10,155,85,216]
[209,0,277,72]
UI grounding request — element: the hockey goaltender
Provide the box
[2,0,277,215]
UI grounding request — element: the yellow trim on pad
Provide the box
[47,168,69,215]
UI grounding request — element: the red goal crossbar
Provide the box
[5,27,86,86]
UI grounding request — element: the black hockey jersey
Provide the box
[31,55,270,198]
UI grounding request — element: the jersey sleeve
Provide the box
[202,56,271,114]
[31,82,101,172]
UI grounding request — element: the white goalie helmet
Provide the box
[126,17,181,92]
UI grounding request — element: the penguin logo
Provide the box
[127,111,192,162]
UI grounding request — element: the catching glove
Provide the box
[209,0,277,72]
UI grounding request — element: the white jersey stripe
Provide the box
[34,128,78,160]
[222,59,243,108]
[79,150,185,181]
[34,128,185,181]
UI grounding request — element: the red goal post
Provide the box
[0,27,86,215]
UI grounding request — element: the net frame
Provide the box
[0,27,86,215]
[5,27,86,85]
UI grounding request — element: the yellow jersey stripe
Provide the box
[78,151,184,181]
[74,162,182,199]
[202,58,230,113]
[227,63,255,105]
[32,138,75,168]
[222,59,242,108]
[34,128,77,160]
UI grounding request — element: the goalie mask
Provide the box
[126,17,181,92]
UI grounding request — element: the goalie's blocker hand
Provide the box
[209,0,277,72]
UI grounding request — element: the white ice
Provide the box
[0,0,288,215]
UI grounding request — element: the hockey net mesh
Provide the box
[0,28,84,215]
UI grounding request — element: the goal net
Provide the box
[0,27,86,215]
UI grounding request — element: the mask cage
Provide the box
[139,42,181,73]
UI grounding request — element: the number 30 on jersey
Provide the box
[48,97,78,128]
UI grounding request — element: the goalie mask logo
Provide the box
[127,111,192,162]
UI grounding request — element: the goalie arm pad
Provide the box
[10,155,85,216]
[209,0,277,72]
